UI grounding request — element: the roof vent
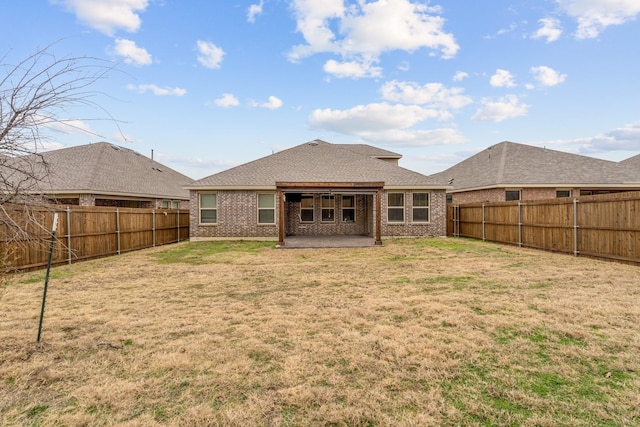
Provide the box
[308,140,318,146]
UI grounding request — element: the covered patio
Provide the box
[276,181,384,247]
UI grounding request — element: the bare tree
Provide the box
[1,44,118,270]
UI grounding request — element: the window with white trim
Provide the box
[342,195,355,222]
[387,192,404,223]
[199,193,217,224]
[257,193,275,224]
[321,195,335,222]
[412,192,430,223]
[300,194,314,222]
[556,189,571,198]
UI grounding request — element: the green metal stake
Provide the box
[37,213,58,343]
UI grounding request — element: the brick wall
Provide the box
[285,194,372,236]
[451,187,578,204]
[381,190,447,237]
[190,190,278,239]
[190,189,448,240]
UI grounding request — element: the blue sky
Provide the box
[2,0,640,179]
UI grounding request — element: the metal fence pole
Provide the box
[573,198,579,257]
[116,209,121,255]
[518,201,522,247]
[152,210,156,247]
[66,207,72,265]
[482,203,485,241]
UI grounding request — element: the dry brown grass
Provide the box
[1,238,639,426]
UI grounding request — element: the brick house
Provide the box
[430,141,640,204]
[4,142,193,208]
[185,140,450,245]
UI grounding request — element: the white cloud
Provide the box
[53,0,148,36]
[556,0,640,39]
[112,38,152,65]
[127,84,186,96]
[550,121,640,154]
[532,17,563,42]
[288,0,458,77]
[251,96,283,110]
[306,101,468,145]
[323,59,382,78]
[247,0,264,23]
[354,128,469,146]
[196,40,225,69]
[214,93,240,108]
[44,118,96,135]
[380,81,472,110]
[453,71,469,82]
[490,69,516,88]
[530,65,567,87]
[308,102,443,135]
[472,95,529,122]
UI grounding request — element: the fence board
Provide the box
[448,191,640,264]
[1,204,190,271]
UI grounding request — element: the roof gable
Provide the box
[188,140,446,189]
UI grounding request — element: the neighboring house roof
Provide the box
[431,141,639,192]
[10,142,193,200]
[619,154,640,171]
[186,139,449,190]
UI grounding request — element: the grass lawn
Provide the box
[1,238,639,426]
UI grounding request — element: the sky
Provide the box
[2,0,640,180]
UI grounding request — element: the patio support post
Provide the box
[278,189,285,246]
[375,189,382,245]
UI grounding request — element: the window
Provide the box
[257,193,275,224]
[342,195,355,222]
[412,192,430,223]
[387,192,404,223]
[162,200,180,209]
[321,195,335,222]
[446,194,453,204]
[199,193,217,224]
[505,190,521,201]
[300,194,314,222]
[556,189,571,198]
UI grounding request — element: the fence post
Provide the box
[116,209,121,255]
[518,201,522,247]
[573,198,579,257]
[152,209,156,247]
[482,203,485,241]
[177,209,180,242]
[66,206,72,265]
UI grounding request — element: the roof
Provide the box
[8,142,193,199]
[431,141,640,192]
[620,154,640,170]
[336,144,402,159]
[187,139,448,189]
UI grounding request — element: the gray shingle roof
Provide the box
[187,139,448,189]
[15,142,193,199]
[430,141,639,191]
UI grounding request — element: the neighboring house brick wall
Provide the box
[381,190,446,237]
[189,190,278,239]
[451,188,506,204]
[452,187,581,204]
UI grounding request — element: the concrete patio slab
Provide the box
[277,235,378,248]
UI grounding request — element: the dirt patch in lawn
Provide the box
[1,238,639,426]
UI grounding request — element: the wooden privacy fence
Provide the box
[448,191,640,264]
[1,204,190,271]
